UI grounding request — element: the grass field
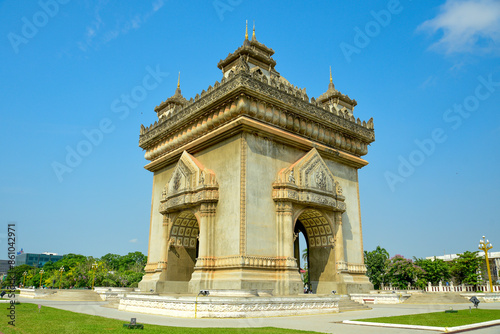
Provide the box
[358,309,500,327]
[0,303,320,334]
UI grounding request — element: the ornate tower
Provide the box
[138,27,375,295]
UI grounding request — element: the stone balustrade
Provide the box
[380,282,500,293]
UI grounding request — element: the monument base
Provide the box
[140,268,372,296]
[141,267,304,296]
[119,294,340,318]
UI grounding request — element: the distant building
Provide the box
[427,252,500,283]
[0,260,10,275]
[15,252,64,267]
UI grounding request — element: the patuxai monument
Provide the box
[138,24,375,298]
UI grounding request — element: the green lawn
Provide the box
[358,309,500,327]
[0,303,320,334]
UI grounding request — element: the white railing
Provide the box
[380,282,500,292]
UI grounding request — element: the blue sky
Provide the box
[1,0,499,260]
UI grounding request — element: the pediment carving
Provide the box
[159,151,218,213]
[272,148,345,211]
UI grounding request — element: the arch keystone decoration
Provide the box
[159,151,218,214]
[272,148,345,211]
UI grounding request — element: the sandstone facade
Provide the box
[139,28,375,295]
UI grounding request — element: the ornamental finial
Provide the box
[330,66,332,84]
[252,20,256,40]
[245,20,248,40]
[177,71,180,89]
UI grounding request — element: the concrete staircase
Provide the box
[338,296,371,312]
[38,289,103,301]
[403,293,469,304]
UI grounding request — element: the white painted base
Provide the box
[118,294,339,318]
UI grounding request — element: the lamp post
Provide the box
[39,269,44,289]
[478,236,493,293]
[59,266,65,289]
[22,271,27,287]
[91,262,97,290]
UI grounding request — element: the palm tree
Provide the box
[302,248,308,269]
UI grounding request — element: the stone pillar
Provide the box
[189,203,217,292]
[334,211,346,271]
[276,202,294,263]
[294,234,300,269]
[273,201,302,295]
[198,215,208,260]
[196,203,216,267]
[157,215,170,271]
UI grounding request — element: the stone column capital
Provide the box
[199,202,217,217]
[275,201,293,216]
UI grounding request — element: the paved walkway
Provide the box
[19,297,500,333]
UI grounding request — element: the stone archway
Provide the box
[273,148,346,294]
[294,208,335,294]
[165,211,200,284]
[149,151,218,294]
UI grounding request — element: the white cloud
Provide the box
[76,1,163,53]
[420,75,438,89]
[129,238,138,243]
[418,0,500,54]
[152,0,165,12]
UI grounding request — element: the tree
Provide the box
[386,255,425,289]
[119,252,147,272]
[301,248,308,267]
[101,253,121,271]
[301,248,309,287]
[414,257,451,285]
[451,251,483,286]
[364,246,389,289]
[9,252,148,289]
[5,264,33,287]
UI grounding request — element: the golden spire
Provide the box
[177,71,180,88]
[252,20,256,39]
[245,20,248,40]
[329,66,333,84]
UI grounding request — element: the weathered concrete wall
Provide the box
[142,130,370,295]
[147,165,174,265]
[194,135,241,257]
[324,159,363,265]
[245,133,305,257]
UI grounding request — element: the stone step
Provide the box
[404,293,469,304]
[339,297,371,312]
[40,290,102,301]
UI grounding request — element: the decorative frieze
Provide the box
[139,72,374,161]
[273,148,346,212]
[144,262,158,273]
[159,151,219,214]
[194,255,297,269]
[347,263,368,274]
[119,295,339,318]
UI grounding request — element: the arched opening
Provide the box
[294,220,309,293]
[166,211,199,283]
[294,209,335,294]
